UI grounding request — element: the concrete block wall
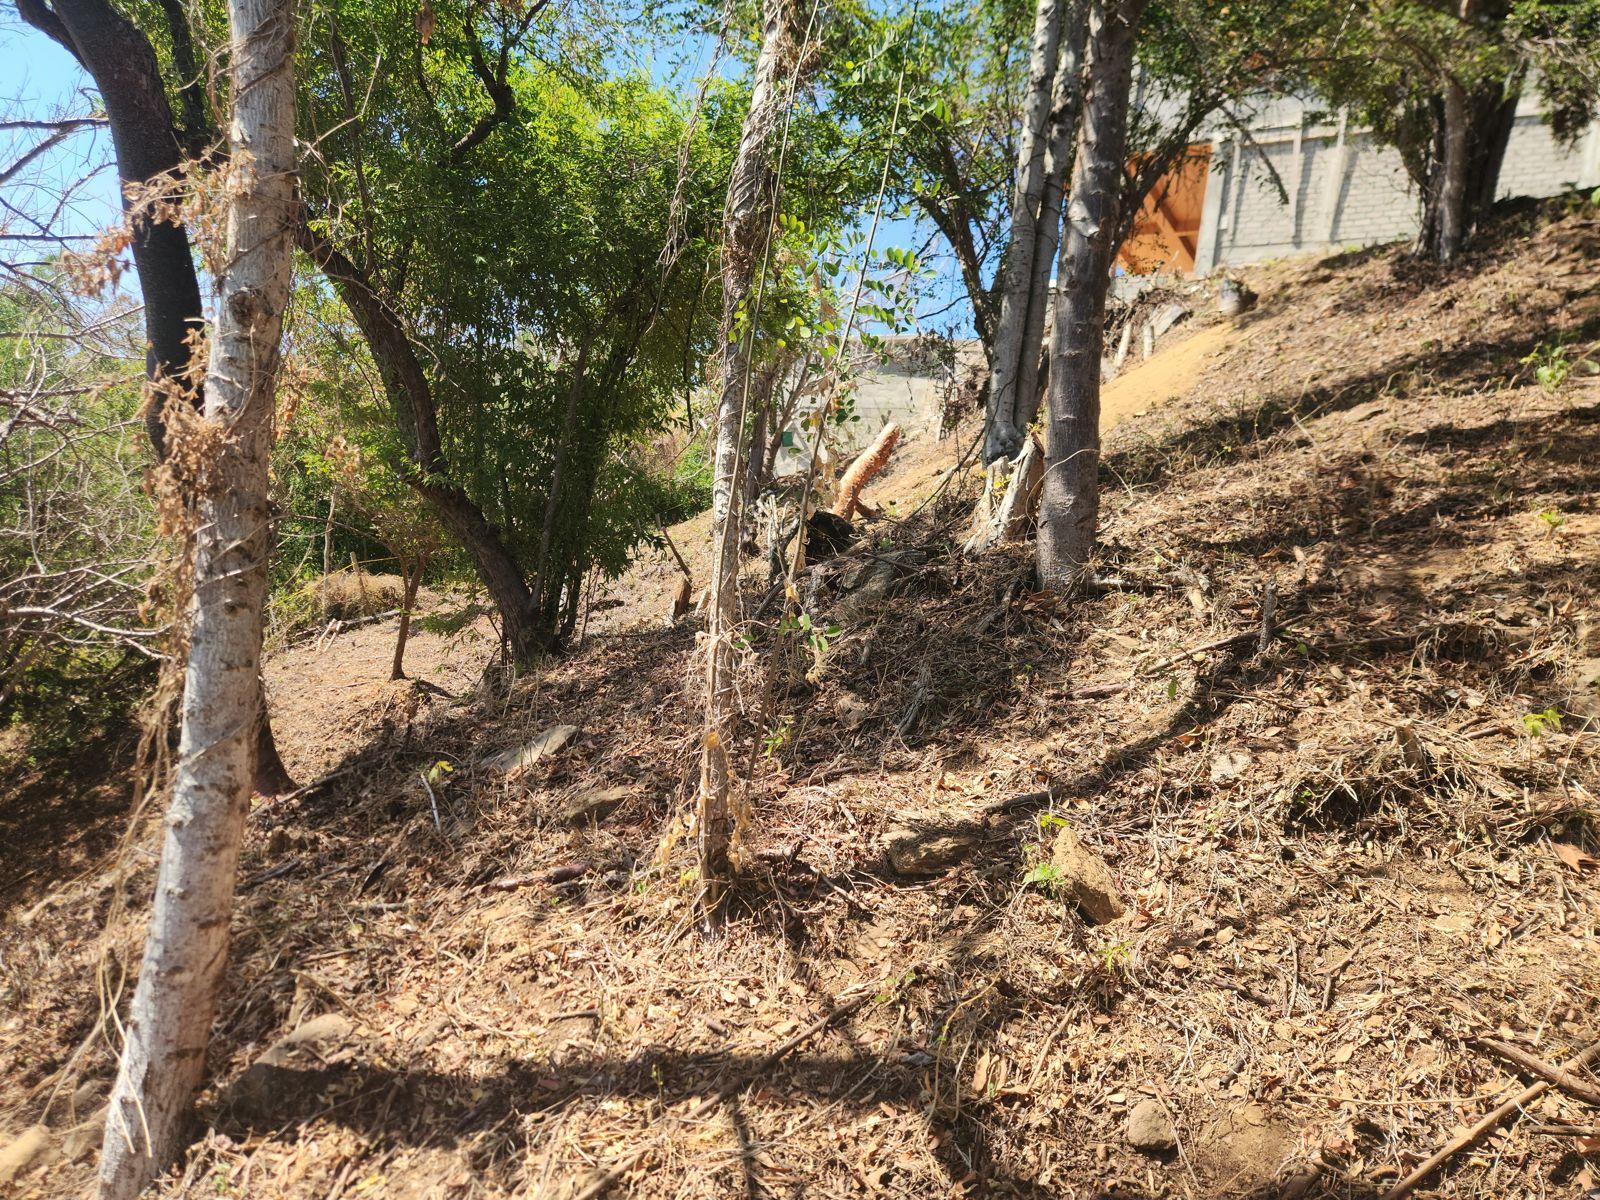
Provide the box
[1194,95,1600,274]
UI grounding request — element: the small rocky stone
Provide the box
[485,724,578,773]
[224,1013,355,1121]
[884,826,978,875]
[838,550,927,615]
[561,785,631,826]
[1049,828,1126,923]
[1126,1099,1177,1154]
[835,693,871,730]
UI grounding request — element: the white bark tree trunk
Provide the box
[98,0,297,1191]
[984,0,1065,463]
[1013,3,1088,436]
[1434,78,1471,262]
[699,0,793,919]
[1036,0,1146,591]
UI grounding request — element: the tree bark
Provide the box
[391,557,421,681]
[1415,0,1523,263]
[17,0,206,460]
[1418,73,1521,262]
[18,0,297,798]
[1434,77,1472,262]
[985,0,1065,463]
[252,694,297,796]
[1036,0,1147,592]
[297,225,549,664]
[533,328,596,609]
[97,0,296,1190]
[1014,6,1088,437]
[700,0,794,919]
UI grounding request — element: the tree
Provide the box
[15,0,300,794]
[699,0,807,919]
[833,0,1036,358]
[295,4,732,663]
[984,0,1086,463]
[1036,0,1148,590]
[1309,0,1600,262]
[96,0,297,1189]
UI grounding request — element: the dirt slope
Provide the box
[4,201,1600,1200]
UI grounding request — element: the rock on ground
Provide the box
[1126,1099,1178,1154]
[1049,827,1126,922]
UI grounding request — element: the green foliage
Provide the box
[1521,706,1564,736]
[1021,862,1066,893]
[1519,337,1596,392]
[1301,0,1600,195]
[282,3,748,635]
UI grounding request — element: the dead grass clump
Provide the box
[313,568,404,620]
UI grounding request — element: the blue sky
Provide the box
[1,22,124,238]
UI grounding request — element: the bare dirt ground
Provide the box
[4,199,1600,1200]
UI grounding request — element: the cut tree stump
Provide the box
[964,435,1044,553]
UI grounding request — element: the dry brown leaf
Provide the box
[1553,842,1598,872]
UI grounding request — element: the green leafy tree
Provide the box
[293,0,738,658]
[1306,0,1600,261]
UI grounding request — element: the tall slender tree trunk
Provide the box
[299,228,549,663]
[985,0,1066,463]
[1013,4,1087,436]
[97,0,296,1191]
[1036,0,1147,591]
[533,328,595,608]
[1434,78,1472,262]
[18,0,297,797]
[699,0,794,919]
[322,490,337,580]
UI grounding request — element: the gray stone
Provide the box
[1126,1099,1178,1154]
[885,826,978,876]
[561,785,631,826]
[1149,301,1190,339]
[224,1013,355,1121]
[1049,828,1126,923]
[486,724,578,773]
[838,550,927,615]
[835,693,871,730]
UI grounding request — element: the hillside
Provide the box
[4,202,1599,1199]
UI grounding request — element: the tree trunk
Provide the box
[298,225,549,664]
[985,0,1065,463]
[1036,0,1147,592]
[1013,5,1087,437]
[17,0,206,459]
[97,0,296,1190]
[391,556,420,681]
[20,0,297,796]
[533,329,595,608]
[700,0,794,920]
[1434,78,1472,262]
[253,696,297,796]
[1415,0,1522,263]
[322,490,336,581]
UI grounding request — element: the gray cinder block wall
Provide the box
[1194,94,1600,274]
